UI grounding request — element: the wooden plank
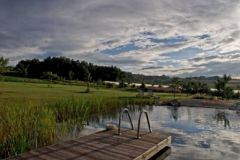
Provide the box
[15,129,171,160]
[134,136,171,160]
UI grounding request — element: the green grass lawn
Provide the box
[0,81,188,106]
[0,81,133,106]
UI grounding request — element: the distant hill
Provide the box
[123,72,219,86]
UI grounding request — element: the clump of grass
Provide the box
[0,104,56,159]
[52,97,122,122]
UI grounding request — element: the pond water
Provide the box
[75,106,240,160]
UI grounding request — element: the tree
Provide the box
[181,81,209,96]
[170,77,181,98]
[140,82,146,90]
[199,82,209,95]
[222,87,234,99]
[215,74,233,99]
[68,70,75,80]
[16,63,29,77]
[181,81,192,96]
[0,56,9,74]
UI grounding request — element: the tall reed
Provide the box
[0,104,56,158]
[0,96,157,159]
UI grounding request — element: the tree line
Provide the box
[170,75,239,100]
[1,56,221,84]
[10,57,124,82]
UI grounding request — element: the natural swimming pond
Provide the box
[63,106,240,160]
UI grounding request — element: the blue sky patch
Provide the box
[101,42,141,55]
[149,36,187,45]
[162,47,203,60]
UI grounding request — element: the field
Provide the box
[0,78,187,158]
[0,81,133,105]
[0,79,188,106]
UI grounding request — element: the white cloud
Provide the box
[0,0,240,76]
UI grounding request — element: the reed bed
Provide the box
[0,96,156,159]
[0,104,56,158]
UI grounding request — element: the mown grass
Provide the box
[0,80,188,158]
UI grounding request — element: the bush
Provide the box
[41,72,60,81]
[0,56,9,75]
[96,80,103,86]
[222,87,234,99]
[214,74,232,99]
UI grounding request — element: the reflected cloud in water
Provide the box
[69,105,240,160]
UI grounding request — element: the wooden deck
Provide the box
[16,129,171,160]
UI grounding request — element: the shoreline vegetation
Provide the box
[162,99,240,110]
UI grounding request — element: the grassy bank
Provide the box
[0,80,187,158]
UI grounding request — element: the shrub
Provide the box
[41,72,60,81]
[222,87,234,99]
[0,57,9,75]
[215,74,233,99]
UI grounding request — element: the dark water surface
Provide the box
[75,106,240,160]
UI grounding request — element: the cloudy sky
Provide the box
[0,0,240,77]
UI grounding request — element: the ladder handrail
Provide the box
[137,110,152,139]
[118,108,134,135]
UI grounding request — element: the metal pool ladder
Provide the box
[137,110,152,139]
[118,108,134,135]
[118,108,152,139]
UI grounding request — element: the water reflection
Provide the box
[59,105,240,160]
[167,106,179,121]
[214,111,231,128]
